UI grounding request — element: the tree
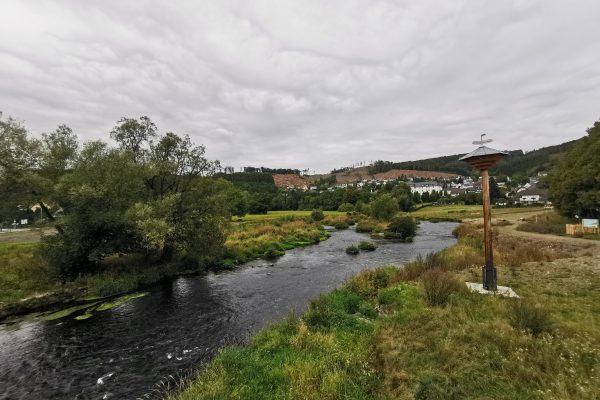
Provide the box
[550,119,600,218]
[110,116,156,162]
[42,117,231,280]
[370,193,399,220]
[489,177,503,202]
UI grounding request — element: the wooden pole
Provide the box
[481,169,497,290]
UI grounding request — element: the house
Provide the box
[408,181,443,195]
[517,187,549,204]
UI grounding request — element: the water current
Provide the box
[0,221,457,399]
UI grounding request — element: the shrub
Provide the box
[508,299,554,336]
[357,240,377,251]
[355,221,375,233]
[385,216,417,241]
[345,245,359,255]
[333,221,349,230]
[310,209,324,221]
[421,268,463,306]
[337,203,355,212]
[263,244,285,259]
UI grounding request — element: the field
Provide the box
[237,210,346,222]
[172,218,600,400]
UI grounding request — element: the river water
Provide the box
[0,222,457,400]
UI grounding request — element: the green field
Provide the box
[237,210,346,221]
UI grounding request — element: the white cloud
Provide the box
[1,0,599,172]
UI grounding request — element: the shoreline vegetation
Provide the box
[0,212,366,320]
[0,206,545,320]
[170,220,600,400]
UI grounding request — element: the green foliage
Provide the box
[345,245,359,255]
[385,216,417,241]
[550,119,600,218]
[310,209,325,221]
[370,193,399,220]
[357,240,377,251]
[264,244,285,259]
[337,202,355,212]
[355,220,375,233]
[333,221,349,229]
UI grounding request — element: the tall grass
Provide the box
[225,218,328,264]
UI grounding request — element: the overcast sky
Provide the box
[1,1,599,173]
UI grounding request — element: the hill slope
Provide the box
[368,139,579,177]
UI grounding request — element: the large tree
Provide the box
[550,119,600,219]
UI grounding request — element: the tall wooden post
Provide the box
[459,136,506,292]
[481,169,496,290]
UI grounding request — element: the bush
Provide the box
[263,244,285,259]
[333,221,349,230]
[345,245,360,255]
[370,193,399,220]
[385,216,417,241]
[355,221,375,233]
[337,203,355,212]
[508,299,554,336]
[310,209,325,221]
[421,268,463,306]
[357,240,377,251]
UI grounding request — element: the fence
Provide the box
[566,224,600,235]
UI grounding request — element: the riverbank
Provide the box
[171,221,600,399]
[0,217,333,320]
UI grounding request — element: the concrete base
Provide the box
[466,282,519,298]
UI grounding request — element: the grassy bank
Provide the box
[172,222,600,399]
[224,218,330,265]
[0,218,330,316]
[237,210,346,222]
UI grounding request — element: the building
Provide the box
[408,181,443,195]
[517,187,549,204]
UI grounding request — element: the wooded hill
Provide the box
[368,139,579,178]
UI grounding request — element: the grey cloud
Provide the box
[1,0,599,172]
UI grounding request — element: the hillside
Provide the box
[368,139,579,177]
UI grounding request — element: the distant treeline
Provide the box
[242,166,301,174]
[368,139,578,178]
[217,171,277,193]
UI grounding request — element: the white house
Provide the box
[408,182,443,195]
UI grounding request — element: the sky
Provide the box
[1,1,600,173]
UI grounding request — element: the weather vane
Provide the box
[473,133,493,146]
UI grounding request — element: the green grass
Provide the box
[0,242,53,303]
[237,210,346,222]
[225,218,330,265]
[173,222,600,400]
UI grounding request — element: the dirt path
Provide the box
[466,210,600,255]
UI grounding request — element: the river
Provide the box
[0,221,457,399]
